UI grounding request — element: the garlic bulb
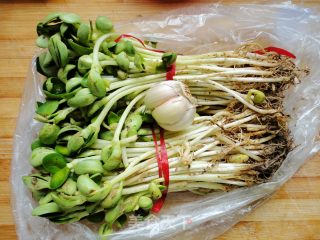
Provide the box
[144,81,196,131]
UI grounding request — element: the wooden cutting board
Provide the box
[0,1,319,239]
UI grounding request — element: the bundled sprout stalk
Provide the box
[23,12,305,237]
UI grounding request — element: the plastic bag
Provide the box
[11,2,320,239]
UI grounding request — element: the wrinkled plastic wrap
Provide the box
[11,2,320,240]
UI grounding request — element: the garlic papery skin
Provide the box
[144,81,196,132]
[144,81,193,110]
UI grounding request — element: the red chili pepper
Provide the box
[253,46,296,59]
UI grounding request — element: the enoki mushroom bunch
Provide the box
[23,12,303,237]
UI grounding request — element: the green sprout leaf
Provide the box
[43,12,62,23]
[48,34,69,67]
[88,68,107,98]
[59,23,69,37]
[30,147,56,167]
[74,159,104,175]
[101,182,123,209]
[98,223,113,238]
[107,112,120,125]
[57,178,77,196]
[67,132,85,153]
[39,123,60,145]
[23,174,50,190]
[32,202,61,216]
[76,174,100,195]
[115,40,126,54]
[124,40,135,56]
[67,88,97,107]
[37,52,58,77]
[101,141,122,171]
[162,52,177,67]
[138,196,153,211]
[42,152,67,174]
[95,16,113,33]
[105,199,123,224]
[50,167,70,189]
[31,138,43,150]
[43,77,65,95]
[59,13,81,24]
[134,53,144,71]
[99,131,114,141]
[36,100,60,117]
[36,35,49,48]
[77,23,90,44]
[68,39,93,56]
[87,211,105,223]
[66,77,82,93]
[116,52,130,71]
[54,145,71,156]
[57,64,76,83]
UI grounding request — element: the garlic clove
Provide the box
[159,102,196,131]
[144,81,192,110]
[145,81,197,132]
[152,96,189,125]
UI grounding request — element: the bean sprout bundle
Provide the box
[23,12,305,237]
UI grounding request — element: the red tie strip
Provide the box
[114,34,174,212]
[114,34,165,53]
[166,63,176,80]
[253,46,296,59]
[150,127,169,213]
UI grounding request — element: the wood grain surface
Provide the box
[0,1,319,239]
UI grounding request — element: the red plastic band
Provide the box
[150,127,170,213]
[253,46,296,59]
[151,126,162,178]
[159,128,170,188]
[166,63,176,80]
[114,34,165,53]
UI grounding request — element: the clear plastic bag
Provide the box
[11,2,320,239]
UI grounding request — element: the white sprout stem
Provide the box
[93,33,114,67]
[108,73,166,90]
[122,174,248,195]
[129,38,267,60]
[66,155,101,168]
[122,147,129,168]
[216,135,263,161]
[177,58,277,67]
[94,83,156,126]
[177,65,273,76]
[122,181,230,195]
[206,80,277,114]
[174,72,289,82]
[141,174,248,185]
[113,92,146,141]
[196,99,231,106]
[124,160,254,186]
